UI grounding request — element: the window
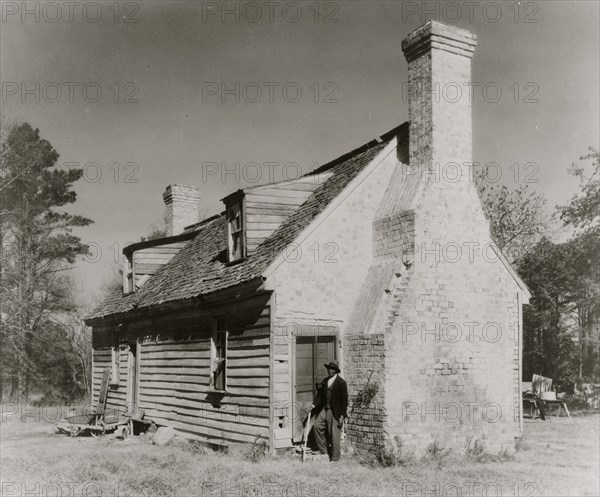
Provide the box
[227,200,244,261]
[211,318,227,391]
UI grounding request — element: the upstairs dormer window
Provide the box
[227,198,244,262]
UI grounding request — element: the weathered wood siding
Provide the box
[91,291,272,446]
[132,241,188,288]
[92,346,129,412]
[245,174,332,253]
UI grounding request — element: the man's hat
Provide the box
[324,360,340,372]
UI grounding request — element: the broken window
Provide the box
[227,200,244,261]
[211,317,227,391]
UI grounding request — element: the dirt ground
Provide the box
[1,407,598,497]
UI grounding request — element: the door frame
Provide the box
[126,339,140,413]
[291,323,340,442]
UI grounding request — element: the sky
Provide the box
[1,0,599,302]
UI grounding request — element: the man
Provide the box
[308,359,348,462]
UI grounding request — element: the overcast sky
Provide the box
[1,0,599,302]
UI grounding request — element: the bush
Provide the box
[465,436,516,462]
[245,436,269,463]
[425,439,452,468]
[359,435,412,468]
[352,371,380,411]
[465,435,488,462]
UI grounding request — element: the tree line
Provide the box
[0,122,93,403]
[478,148,600,388]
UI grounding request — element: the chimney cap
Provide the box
[402,21,477,62]
[163,184,202,203]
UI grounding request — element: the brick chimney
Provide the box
[402,21,477,178]
[162,184,202,236]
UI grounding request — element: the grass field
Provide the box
[1,407,598,497]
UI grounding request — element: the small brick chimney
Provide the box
[402,21,477,177]
[162,184,202,236]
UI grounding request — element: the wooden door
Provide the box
[293,336,337,442]
[126,342,139,413]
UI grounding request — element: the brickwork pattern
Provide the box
[345,334,387,452]
[373,212,415,263]
[163,184,202,236]
[345,22,522,455]
[379,23,521,454]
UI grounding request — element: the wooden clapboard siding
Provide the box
[92,347,129,413]
[91,348,111,406]
[90,292,273,446]
[131,241,188,287]
[90,293,273,445]
[244,175,331,254]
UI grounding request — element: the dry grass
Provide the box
[1,407,598,497]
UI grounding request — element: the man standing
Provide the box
[308,360,348,462]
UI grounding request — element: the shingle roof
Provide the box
[87,124,407,321]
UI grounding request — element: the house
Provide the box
[86,21,531,454]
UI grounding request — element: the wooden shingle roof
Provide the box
[87,125,407,322]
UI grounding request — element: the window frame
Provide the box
[210,317,228,392]
[226,197,245,262]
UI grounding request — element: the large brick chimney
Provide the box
[402,21,477,176]
[162,184,202,236]
[346,22,525,455]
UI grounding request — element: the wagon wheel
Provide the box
[69,426,81,438]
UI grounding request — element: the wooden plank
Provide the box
[139,373,208,383]
[228,336,269,348]
[139,400,269,423]
[139,381,208,393]
[273,391,289,402]
[246,222,284,232]
[246,213,289,223]
[93,351,112,358]
[141,350,210,360]
[172,413,269,436]
[141,341,207,351]
[274,381,288,393]
[134,264,165,275]
[227,377,268,388]
[268,181,322,191]
[143,415,268,444]
[249,187,312,199]
[227,367,269,377]
[228,348,269,359]
[138,395,270,420]
[274,362,288,375]
[245,202,302,213]
[274,343,290,355]
[224,388,269,399]
[228,357,269,368]
[245,193,306,205]
[139,367,208,376]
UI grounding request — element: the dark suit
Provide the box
[312,375,348,461]
[313,375,348,421]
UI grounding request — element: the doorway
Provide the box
[293,336,337,442]
[126,341,139,413]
